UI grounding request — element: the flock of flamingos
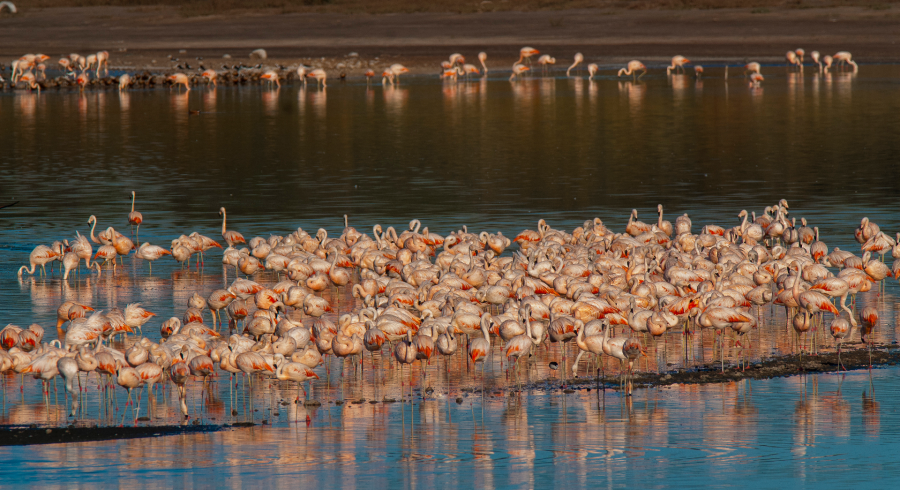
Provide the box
[4,193,896,424]
[3,46,861,93]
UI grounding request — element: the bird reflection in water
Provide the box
[862,384,880,436]
[262,88,279,114]
[618,81,645,114]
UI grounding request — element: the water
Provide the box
[0,371,895,488]
[2,65,900,486]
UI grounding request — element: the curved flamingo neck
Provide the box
[89,217,99,244]
[221,210,227,235]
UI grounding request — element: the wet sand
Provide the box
[2,6,900,74]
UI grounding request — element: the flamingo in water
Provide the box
[567,52,583,77]
[128,191,142,242]
[219,207,245,247]
[478,52,488,74]
[510,63,529,81]
[618,60,646,80]
[518,46,539,65]
[667,55,690,74]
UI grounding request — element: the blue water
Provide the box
[2,65,900,487]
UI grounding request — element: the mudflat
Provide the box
[1,5,899,72]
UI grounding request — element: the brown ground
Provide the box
[2,4,900,75]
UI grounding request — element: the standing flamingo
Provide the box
[510,63,529,81]
[128,191,142,242]
[518,47,539,65]
[394,329,417,400]
[618,60,646,80]
[859,306,878,368]
[115,361,142,425]
[168,73,190,91]
[833,52,858,72]
[219,207,245,247]
[667,55,690,74]
[306,69,327,88]
[478,52,488,74]
[567,52,583,77]
[275,362,319,402]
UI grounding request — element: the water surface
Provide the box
[2,65,900,486]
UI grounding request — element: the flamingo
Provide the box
[307,68,327,88]
[750,73,764,87]
[275,362,319,402]
[617,60,646,80]
[667,55,690,74]
[518,46,539,65]
[587,63,598,80]
[115,361,142,424]
[811,51,822,72]
[169,354,191,418]
[786,50,802,70]
[536,54,556,75]
[567,52,583,77]
[17,245,60,277]
[202,69,218,86]
[57,357,80,417]
[219,207,245,247]
[509,63,529,81]
[394,329,417,399]
[598,320,642,395]
[833,51,858,72]
[260,70,280,88]
[126,191,143,242]
[124,303,155,335]
[478,52,488,74]
[134,243,171,273]
[168,73,191,91]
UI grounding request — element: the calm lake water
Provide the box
[1,65,900,486]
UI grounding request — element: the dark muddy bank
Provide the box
[0,423,223,446]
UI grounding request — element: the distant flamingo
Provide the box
[587,63,598,80]
[667,55,690,74]
[518,47,539,65]
[478,52,488,74]
[128,191,143,241]
[202,69,218,86]
[260,70,280,88]
[786,51,802,71]
[168,73,190,91]
[219,207,245,247]
[567,52,583,77]
[833,51,858,72]
[811,51,822,72]
[306,68,327,88]
[617,60,646,80]
[509,63,529,81]
[750,73,764,87]
[536,54,556,75]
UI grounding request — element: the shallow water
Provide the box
[1,371,896,488]
[2,65,900,485]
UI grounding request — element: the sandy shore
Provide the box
[2,6,900,75]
